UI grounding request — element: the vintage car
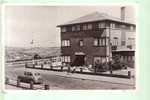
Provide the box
[51,56,62,67]
[17,71,43,84]
[72,66,92,72]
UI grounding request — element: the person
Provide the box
[88,64,92,72]
[62,63,66,68]
[94,60,100,73]
[67,64,71,75]
[72,66,76,73]
[109,61,113,73]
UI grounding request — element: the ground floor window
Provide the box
[62,56,70,62]
[122,55,135,62]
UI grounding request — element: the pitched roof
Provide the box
[57,12,134,26]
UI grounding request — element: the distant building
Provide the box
[57,7,136,67]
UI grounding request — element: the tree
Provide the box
[112,54,122,70]
[33,53,41,59]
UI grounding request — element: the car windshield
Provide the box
[24,72,33,76]
[35,73,40,76]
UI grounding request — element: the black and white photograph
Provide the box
[4,5,136,90]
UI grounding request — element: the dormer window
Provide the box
[87,24,92,30]
[98,22,105,28]
[72,26,76,31]
[110,23,115,28]
[83,24,92,30]
[83,24,87,30]
[77,25,80,31]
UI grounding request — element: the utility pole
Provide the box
[109,24,112,71]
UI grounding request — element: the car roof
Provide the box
[24,69,39,74]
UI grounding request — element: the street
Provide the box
[5,63,135,90]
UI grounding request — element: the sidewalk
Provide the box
[34,69,135,86]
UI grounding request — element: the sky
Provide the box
[4,5,136,47]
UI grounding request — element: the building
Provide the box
[57,7,136,67]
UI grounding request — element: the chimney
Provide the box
[120,7,126,46]
[121,7,125,21]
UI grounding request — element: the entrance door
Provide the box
[72,55,85,66]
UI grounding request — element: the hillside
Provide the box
[5,47,61,62]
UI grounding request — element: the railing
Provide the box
[5,78,50,90]
[25,63,132,79]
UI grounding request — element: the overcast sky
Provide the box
[5,5,136,47]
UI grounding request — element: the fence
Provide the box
[7,56,133,79]
[5,78,50,90]
[25,62,132,79]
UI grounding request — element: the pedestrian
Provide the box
[67,64,71,75]
[72,66,76,73]
[94,60,100,73]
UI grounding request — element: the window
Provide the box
[112,37,118,46]
[99,39,102,46]
[106,38,109,45]
[72,26,76,31]
[83,24,87,30]
[61,27,67,32]
[101,30,107,37]
[105,23,110,28]
[128,37,135,46]
[121,41,126,46]
[62,56,70,62]
[132,56,135,61]
[115,23,120,28]
[79,40,84,46]
[98,22,105,28]
[94,39,98,46]
[121,25,126,28]
[82,24,92,30]
[77,25,80,31]
[94,38,106,46]
[101,38,105,46]
[110,23,115,28]
[106,46,110,56]
[87,24,92,30]
[130,26,134,30]
[61,40,70,47]
[62,57,64,62]
[99,38,106,46]
[128,56,131,61]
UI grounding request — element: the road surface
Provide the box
[5,63,135,90]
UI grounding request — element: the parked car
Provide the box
[51,57,62,67]
[74,66,92,72]
[17,71,43,84]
